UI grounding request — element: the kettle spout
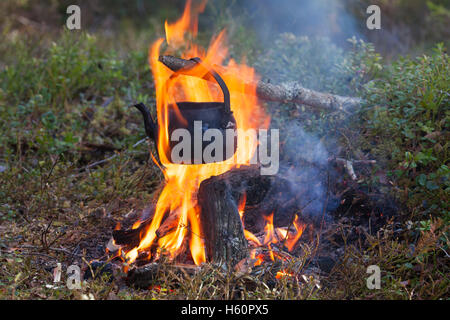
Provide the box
[132,103,157,141]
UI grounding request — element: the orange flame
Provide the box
[283,215,306,252]
[238,193,247,220]
[125,0,270,265]
[263,213,306,253]
[164,0,207,47]
[275,270,294,280]
[251,251,265,266]
[257,212,306,264]
[263,213,277,246]
[132,221,141,230]
[238,193,262,246]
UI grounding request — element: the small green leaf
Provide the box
[417,174,427,186]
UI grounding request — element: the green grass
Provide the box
[360,44,449,220]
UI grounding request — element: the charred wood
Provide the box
[112,218,153,249]
[197,174,249,269]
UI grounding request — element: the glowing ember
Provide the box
[240,207,306,266]
[238,193,262,246]
[275,270,294,280]
[131,221,141,230]
[282,215,306,252]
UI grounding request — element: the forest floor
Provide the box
[0,3,448,300]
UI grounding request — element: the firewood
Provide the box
[197,173,249,269]
[112,217,153,248]
[155,208,182,239]
[159,55,362,112]
[114,166,317,269]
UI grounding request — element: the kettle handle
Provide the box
[131,59,231,142]
[166,57,231,114]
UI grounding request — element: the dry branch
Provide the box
[330,157,377,181]
[159,55,362,112]
[344,159,357,181]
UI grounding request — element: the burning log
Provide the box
[196,166,307,268]
[197,173,249,269]
[155,209,182,239]
[113,218,153,249]
[159,55,362,112]
[113,166,314,271]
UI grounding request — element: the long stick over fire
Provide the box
[159,55,362,113]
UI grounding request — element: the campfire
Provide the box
[112,0,308,276]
